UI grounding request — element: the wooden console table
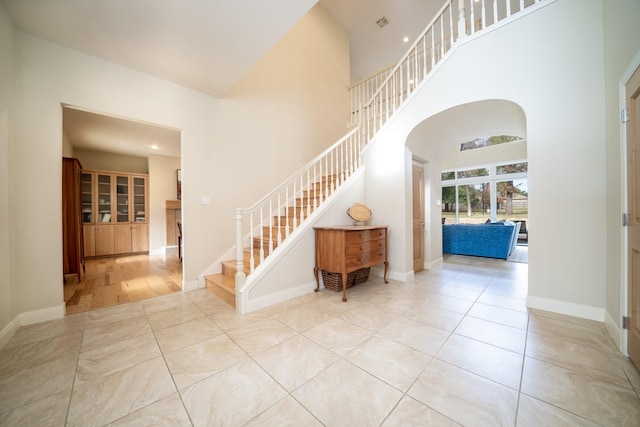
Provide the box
[313,225,389,302]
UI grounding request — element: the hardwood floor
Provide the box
[64,254,183,315]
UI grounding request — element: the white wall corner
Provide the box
[527,295,605,322]
[604,310,622,352]
[0,317,21,351]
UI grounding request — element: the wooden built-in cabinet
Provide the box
[82,169,149,258]
[313,225,389,302]
[62,158,85,281]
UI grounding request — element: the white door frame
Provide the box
[619,49,640,355]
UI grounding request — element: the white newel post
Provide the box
[457,0,467,40]
[235,208,246,313]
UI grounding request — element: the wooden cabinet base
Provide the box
[313,225,389,302]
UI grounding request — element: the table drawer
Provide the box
[346,240,385,256]
[346,248,385,268]
[345,229,386,243]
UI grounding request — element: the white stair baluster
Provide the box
[292,181,297,230]
[235,209,245,287]
[323,155,328,201]
[386,80,390,119]
[440,15,445,58]
[339,144,343,185]
[249,213,254,273]
[269,200,274,255]
[313,164,317,209]
[470,0,475,34]
[299,175,305,222]
[493,0,498,24]
[259,207,264,264]
[330,150,334,194]
[431,29,436,67]
[481,0,486,29]
[422,37,427,77]
[277,193,282,247]
[285,187,290,238]
[357,132,362,168]
[416,45,420,83]
[307,169,311,217]
[449,4,454,47]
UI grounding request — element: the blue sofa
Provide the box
[442,221,521,259]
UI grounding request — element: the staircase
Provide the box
[205,175,339,308]
[203,0,549,313]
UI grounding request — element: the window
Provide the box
[441,171,455,181]
[460,135,522,151]
[456,167,489,179]
[496,178,528,220]
[442,161,527,226]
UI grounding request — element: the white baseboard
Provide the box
[0,303,66,350]
[527,295,605,322]
[372,267,411,283]
[425,257,444,269]
[0,317,20,350]
[20,303,66,325]
[247,281,317,313]
[604,310,623,353]
[182,280,199,292]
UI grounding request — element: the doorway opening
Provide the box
[61,105,183,314]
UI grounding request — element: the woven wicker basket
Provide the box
[353,267,370,285]
[321,268,370,292]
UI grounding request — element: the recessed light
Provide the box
[403,36,409,43]
[151,145,159,150]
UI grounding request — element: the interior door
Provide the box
[626,64,640,370]
[413,164,425,272]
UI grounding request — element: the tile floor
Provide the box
[1,255,639,426]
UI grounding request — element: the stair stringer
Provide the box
[237,168,366,314]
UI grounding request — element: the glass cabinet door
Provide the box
[97,174,112,223]
[81,172,93,224]
[133,176,146,223]
[115,175,130,223]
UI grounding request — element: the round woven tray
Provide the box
[347,203,371,224]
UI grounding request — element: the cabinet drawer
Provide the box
[346,240,385,256]
[345,229,386,243]
[346,248,385,268]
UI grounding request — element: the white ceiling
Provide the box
[63,107,182,159]
[3,0,443,158]
[319,0,444,82]
[2,0,318,98]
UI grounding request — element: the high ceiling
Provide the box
[320,0,444,82]
[2,0,443,158]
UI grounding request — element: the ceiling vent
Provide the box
[376,16,389,28]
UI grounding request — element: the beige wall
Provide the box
[214,4,350,205]
[2,2,349,329]
[74,148,148,174]
[0,3,15,342]
[12,31,219,316]
[603,0,640,342]
[148,154,181,253]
